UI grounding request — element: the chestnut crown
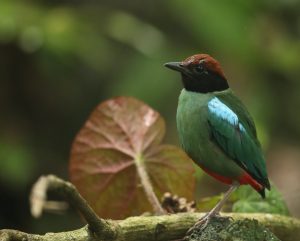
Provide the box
[165,54,229,93]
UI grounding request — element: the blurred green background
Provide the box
[1,0,300,234]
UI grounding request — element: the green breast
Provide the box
[176,89,243,178]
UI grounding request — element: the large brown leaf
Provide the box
[69,97,195,219]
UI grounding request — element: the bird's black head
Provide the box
[164,54,229,93]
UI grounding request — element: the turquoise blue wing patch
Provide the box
[207,97,269,189]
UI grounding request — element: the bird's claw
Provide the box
[186,212,220,235]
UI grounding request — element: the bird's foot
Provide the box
[186,211,221,235]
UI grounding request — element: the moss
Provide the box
[185,217,280,241]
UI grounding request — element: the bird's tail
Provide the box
[239,172,270,199]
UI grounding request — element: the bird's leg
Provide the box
[187,183,239,234]
[205,183,239,216]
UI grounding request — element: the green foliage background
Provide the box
[0,0,299,233]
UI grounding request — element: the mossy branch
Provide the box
[2,213,300,241]
[1,175,299,241]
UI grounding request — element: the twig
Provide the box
[29,175,116,239]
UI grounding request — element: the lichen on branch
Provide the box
[185,217,279,241]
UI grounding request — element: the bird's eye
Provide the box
[195,64,204,73]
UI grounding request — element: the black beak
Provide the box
[164,62,185,73]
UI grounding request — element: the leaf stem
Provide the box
[135,154,165,215]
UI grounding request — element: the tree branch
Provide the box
[29,175,116,239]
[0,226,91,241]
[1,213,300,241]
[2,175,299,241]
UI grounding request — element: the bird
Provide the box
[164,53,270,228]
